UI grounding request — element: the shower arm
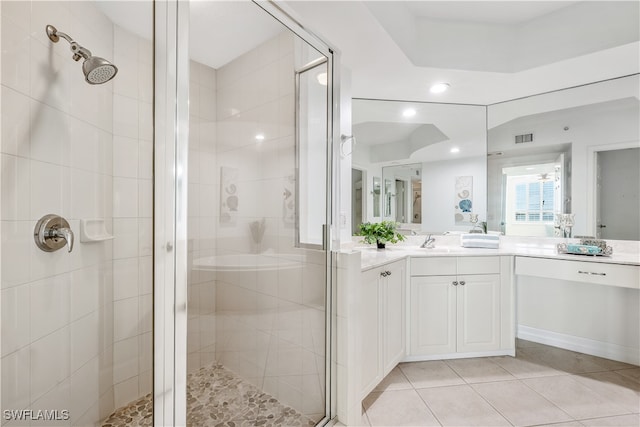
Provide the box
[46,25,92,61]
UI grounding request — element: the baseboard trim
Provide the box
[403,349,515,362]
[517,325,640,365]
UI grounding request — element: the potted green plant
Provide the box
[357,221,406,249]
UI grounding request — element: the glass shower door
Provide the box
[184,1,334,425]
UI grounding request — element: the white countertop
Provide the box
[344,236,640,271]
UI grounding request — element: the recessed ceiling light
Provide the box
[317,72,327,86]
[450,147,460,153]
[430,82,450,94]
[255,134,265,141]
[402,108,416,118]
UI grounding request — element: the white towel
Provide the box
[460,234,499,248]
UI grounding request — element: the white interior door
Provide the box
[597,148,640,240]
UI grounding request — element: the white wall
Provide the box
[0,2,153,424]
[421,156,487,233]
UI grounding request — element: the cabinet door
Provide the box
[457,274,501,353]
[409,275,457,356]
[361,268,382,397]
[383,261,405,375]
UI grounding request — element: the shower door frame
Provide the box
[154,0,190,425]
[154,0,341,425]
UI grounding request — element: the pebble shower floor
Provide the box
[101,363,316,427]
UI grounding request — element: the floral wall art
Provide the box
[220,166,238,225]
[455,175,473,224]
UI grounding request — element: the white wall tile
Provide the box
[113,136,139,178]
[138,332,152,375]
[30,99,71,166]
[138,102,153,141]
[70,267,100,322]
[1,347,31,411]
[138,219,152,257]
[70,168,103,220]
[1,221,31,288]
[1,154,30,221]
[138,179,152,218]
[30,273,70,342]
[113,53,139,98]
[113,376,138,409]
[113,258,138,300]
[113,297,138,342]
[139,294,152,334]
[30,327,70,402]
[114,25,139,60]
[113,336,138,384]
[1,15,31,95]
[29,38,71,114]
[1,284,30,356]
[69,357,100,425]
[69,118,104,173]
[30,380,71,427]
[138,255,152,296]
[30,160,71,221]
[113,177,138,218]
[70,312,99,373]
[113,218,139,260]
[138,139,153,180]
[113,94,138,138]
[1,85,31,157]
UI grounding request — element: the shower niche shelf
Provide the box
[80,219,114,243]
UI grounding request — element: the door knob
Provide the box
[34,214,74,253]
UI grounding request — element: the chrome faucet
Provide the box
[420,234,436,248]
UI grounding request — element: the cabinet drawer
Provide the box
[515,256,639,289]
[411,257,456,276]
[457,257,500,275]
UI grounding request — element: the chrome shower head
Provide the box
[46,24,118,85]
[82,56,118,85]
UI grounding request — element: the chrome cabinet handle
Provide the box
[459,280,466,286]
[578,270,606,276]
[380,271,387,277]
[452,281,458,286]
[34,214,74,253]
[386,270,391,276]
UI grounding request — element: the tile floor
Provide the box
[362,340,640,427]
[101,362,315,426]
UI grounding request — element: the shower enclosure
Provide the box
[1,1,335,426]
[1,0,155,425]
[183,1,335,425]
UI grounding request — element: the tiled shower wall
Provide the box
[0,1,152,425]
[185,30,326,420]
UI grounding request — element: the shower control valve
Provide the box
[34,214,75,253]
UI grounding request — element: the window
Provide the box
[514,180,555,222]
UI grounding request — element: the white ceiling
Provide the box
[99,0,640,105]
[283,0,640,104]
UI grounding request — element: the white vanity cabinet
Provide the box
[408,256,514,359]
[360,259,406,398]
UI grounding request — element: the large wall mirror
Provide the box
[352,99,487,234]
[487,74,640,240]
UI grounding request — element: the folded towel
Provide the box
[460,234,499,248]
[566,244,601,255]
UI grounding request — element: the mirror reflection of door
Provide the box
[395,179,406,222]
[596,147,640,240]
[412,181,422,223]
[352,168,364,233]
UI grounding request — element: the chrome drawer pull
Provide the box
[578,270,606,276]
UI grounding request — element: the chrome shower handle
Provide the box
[34,214,75,253]
[52,227,74,253]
